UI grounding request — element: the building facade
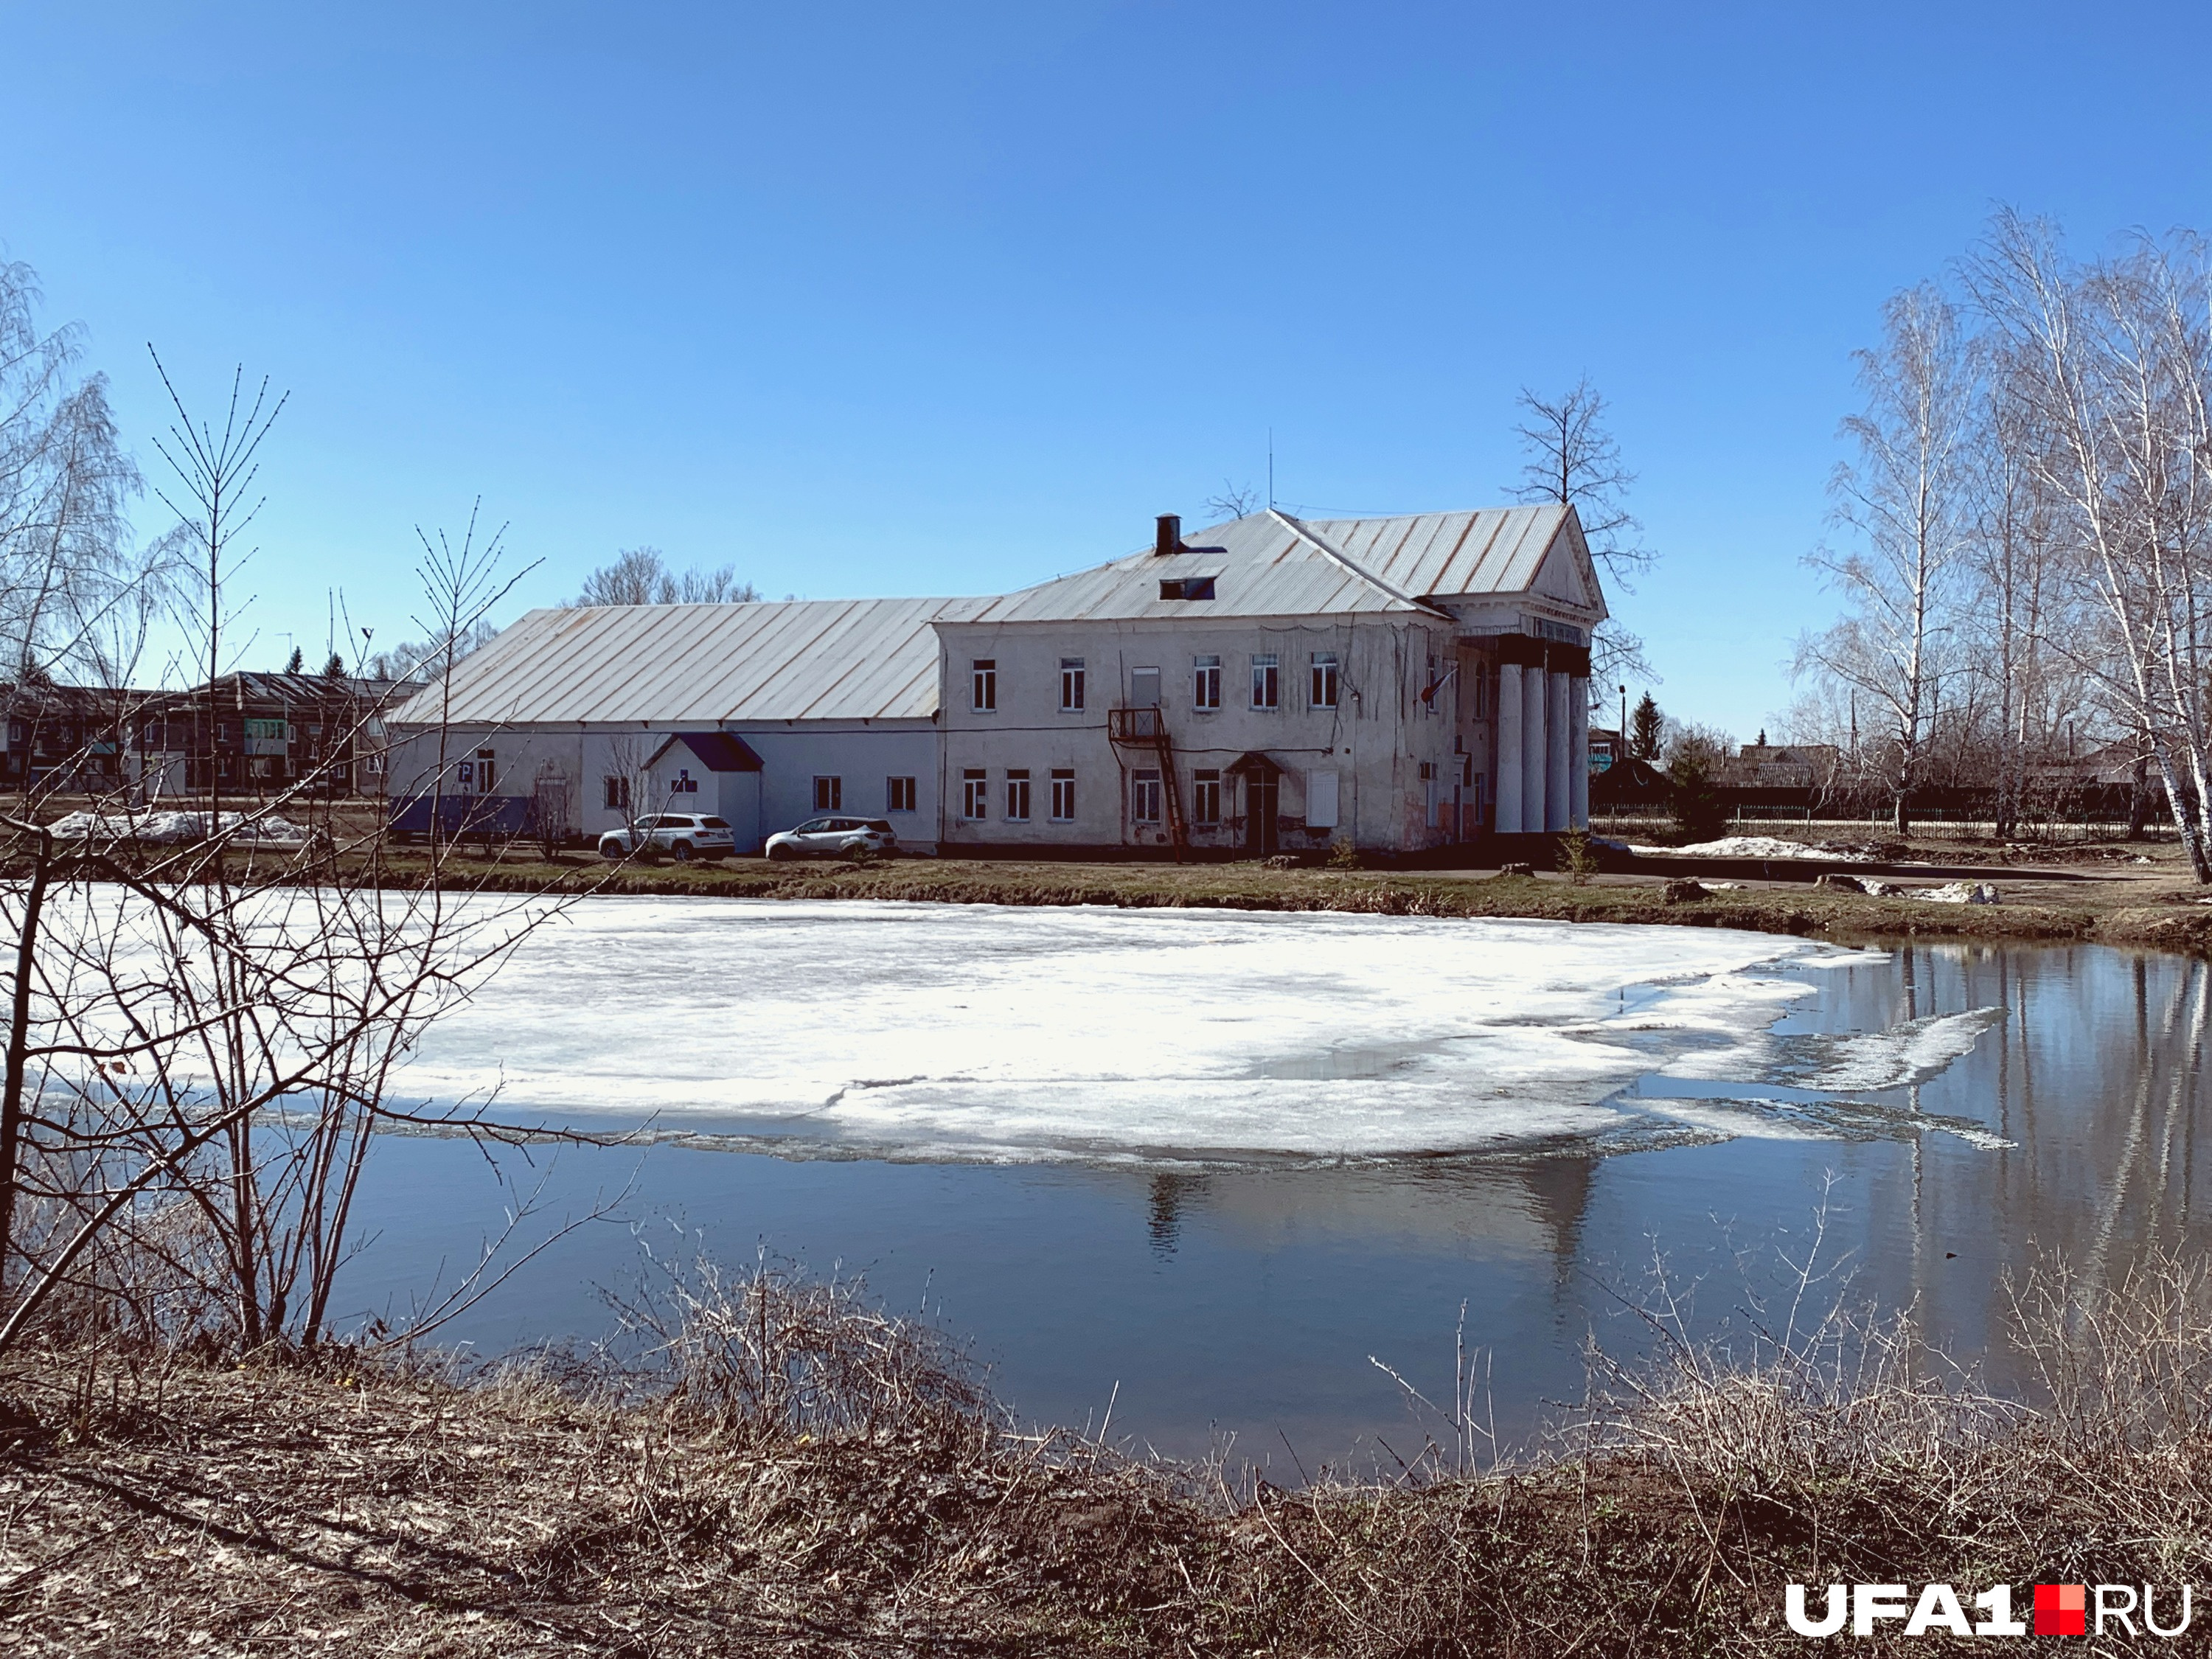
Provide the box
[383,597,982,852]
[935,507,1602,855]
[131,672,400,799]
[382,504,1606,855]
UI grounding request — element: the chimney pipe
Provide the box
[1155,514,1182,557]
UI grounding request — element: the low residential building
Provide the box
[382,504,1607,856]
[131,672,402,799]
[0,683,139,793]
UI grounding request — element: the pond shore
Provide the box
[389,840,2212,957]
[10,1242,2211,1658]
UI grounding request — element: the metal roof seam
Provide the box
[1266,509,1453,619]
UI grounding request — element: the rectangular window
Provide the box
[603,776,630,813]
[1158,575,1217,600]
[1251,653,1279,710]
[971,658,997,712]
[961,768,988,820]
[886,776,917,813]
[1419,761,1439,828]
[476,748,496,793]
[1060,658,1085,712]
[1130,666,1161,707]
[1193,655,1221,710]
[1192,768,1221,824]
[1132,768,1162,824]
[1310,652,1339,709]
[813,775,842,812]
[1006,768,1032,821]
[1050,768,1075,822]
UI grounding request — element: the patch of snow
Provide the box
[1628,836,1874,861]
[1910,882,2000,905]
[46,809,305,845]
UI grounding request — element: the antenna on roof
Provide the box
[1267,428,1275,508]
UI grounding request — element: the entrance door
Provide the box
[1130,667,1161,707]
[1243,776,1279,855]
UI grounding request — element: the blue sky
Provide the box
[6,1,2209,734]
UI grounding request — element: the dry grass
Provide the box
[6,1250,2212,1654]
[344,844,2212,959]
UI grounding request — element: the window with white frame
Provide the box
[886,776,917,812]
[1251,652,1279,709]
[1060,658,1085,712]
[1419,760,1439,827]
[1193,654,1221,710]
[1310,652,1339,709]
[971,659,997,712]
[814,776,842,811]
[1192,768,1221,824]
[1050,768,1075,821]
[1006,768,1032,821]
[473,748,497,793]
[1131,768,1162,823]
[961,768,988,820]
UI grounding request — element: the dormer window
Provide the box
[1158,576,1217,601]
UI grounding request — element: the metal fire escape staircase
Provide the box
[1107,706,1189,858]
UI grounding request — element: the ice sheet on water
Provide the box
[1649,1005,2008,1096]
[389,899,2006,1164]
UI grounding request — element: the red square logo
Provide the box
[2035,1584,2087,1636]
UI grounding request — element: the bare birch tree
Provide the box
[1961,352,2069,837]
[0,262,162,739]
[1798,285,1976,833]
[1966,213,2212,879]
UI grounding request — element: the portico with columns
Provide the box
[1436,519,1606,843]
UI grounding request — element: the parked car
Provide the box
[597,813,737,863]
[764,816,898,860]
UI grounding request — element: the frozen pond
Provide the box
[394,900,1997,1161]
[337,900,2212,1468]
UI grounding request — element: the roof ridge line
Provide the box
[1265,509,1455,619]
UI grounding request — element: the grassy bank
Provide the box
[7,1253,2212,1656]
[379,844,2212,957]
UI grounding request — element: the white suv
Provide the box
[597,813,737,863]
[764,816,899,860]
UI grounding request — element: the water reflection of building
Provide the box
[1127,1154,1599,1269]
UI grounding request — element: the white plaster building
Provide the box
[383,597,984,851]
[935,507,1604,855]
[383,504,1604,857]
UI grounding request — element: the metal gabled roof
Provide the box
[951,504,1593,627]
[392,597,990,728]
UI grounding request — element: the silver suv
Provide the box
[597,813,737,863]
[764,816,898,860]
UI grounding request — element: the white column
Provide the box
[1568,679,1590,829]
[1520,663,1547,835]
[1494,663,1523,834]
[1545,670,1571,832]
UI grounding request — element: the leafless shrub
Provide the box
[605,1249,995,1442]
